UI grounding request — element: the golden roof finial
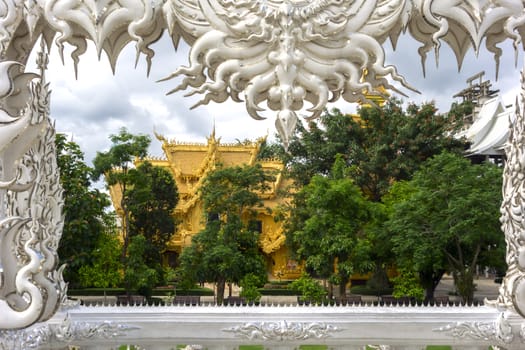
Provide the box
[207,120,220,145]
[153,129,168,143]
[361,68,388,107]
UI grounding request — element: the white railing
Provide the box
[2,302,522,350]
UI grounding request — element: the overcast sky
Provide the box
[26,31,523,166]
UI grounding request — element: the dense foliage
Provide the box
[286,156,373,297]
[78,226,123,296]
[92,128,178,295]
[127,162,178,285]
[290,273,327,304]
[92,127,151,259]
[284,99,467,201]
[177,164,274,303]
[387,152,504,302]
[55,133,114,288]
[282,100,502,299]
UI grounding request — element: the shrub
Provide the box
[240,273,266,303]
[289,273,327,304]
[391,269,424,301]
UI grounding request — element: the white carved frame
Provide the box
[3,1,525,349]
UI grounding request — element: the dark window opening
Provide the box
[207,212,219,222]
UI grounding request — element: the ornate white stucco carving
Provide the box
[1,1,525,144]
[223,320,341,341]
[160,0,419,147]
[0,314,140,350]
[4,304,525,349]
[489,66,525,318]
[1,0,525,343]
[366,346,392,350]
[433,312,515,347]
[0,42,66,330]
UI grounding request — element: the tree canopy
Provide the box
[283,100,467,201]
[92,127,151,259]
[78,225,123,296]
[92,128,178,295]
[55,133,114,288]
[285,155,373,297]
[177,164,274,303]
[387,152,504,302]
[127,161,179,285]
[280,100,470,296]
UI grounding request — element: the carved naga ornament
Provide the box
[1,0,525,331]
[2,1,525,144]
[0,44,66,329]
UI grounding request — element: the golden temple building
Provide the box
[109,129,301,281]
[108,80,386,283]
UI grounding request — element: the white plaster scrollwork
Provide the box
[223,320,341,341]
[0,42,66,330]
[434,312,514,346]
[0,314,140,350]
[160,0,418,147]
[180,345,203,350]
[366,346,393,350]
[43,0,166,76]
[2,1,525,145]
[3,0,525,339]
[520,322,525,342]
[489,66,525,318]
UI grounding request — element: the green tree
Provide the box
[177,164,273,304]
[256,139,286,161]
[388,152,504,302]
[283,113,352,186]
[92,127,151,259]
[55,133,113,288]
[127,161,178,284]
[286,156,373,297]
[447,100,474,127]
[283,100,467,293]
[390,268,425,302]
[284,100,467,199]
[124,235,159,299]
[78,225,123,302]
[348,100,466,201]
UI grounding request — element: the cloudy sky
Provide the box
[26,30,523,166]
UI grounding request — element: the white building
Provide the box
[454,72,514,163]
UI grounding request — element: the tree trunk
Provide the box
[121,213,130,259]
[453,268,475,304]
[339,277,348,297]
[120,182,130,261]
[419,269,445,302]
[216,279,226,305]
[368,265,390,295]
